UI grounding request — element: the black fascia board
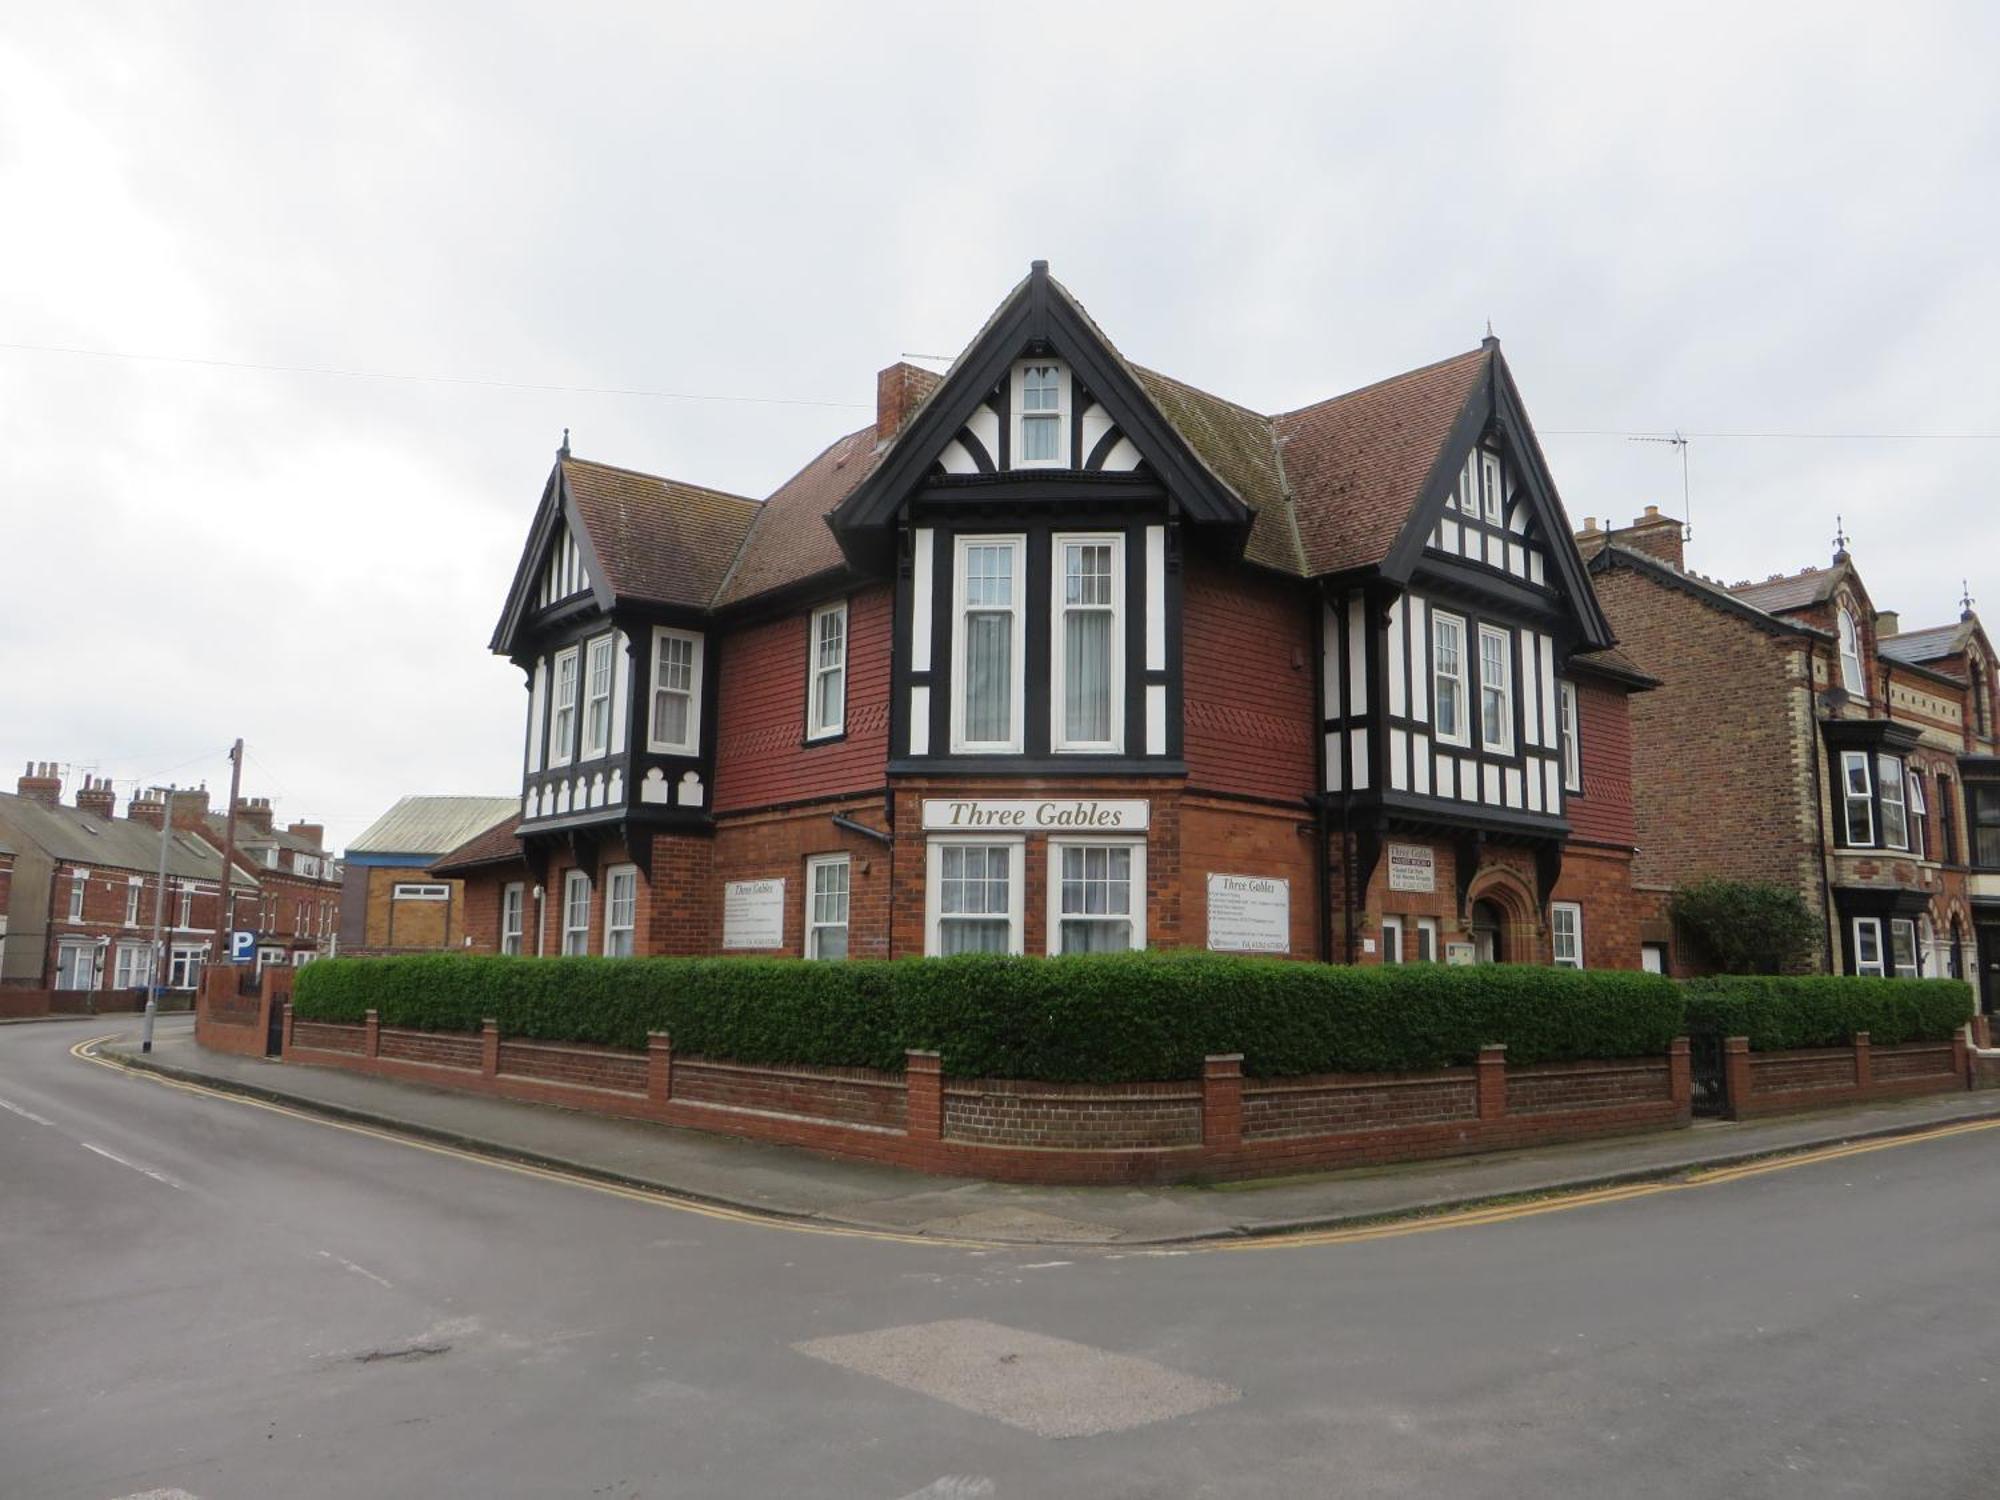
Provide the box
[490,462,565,654]
[1376,353,1498,585]
[1820,717,1926,755]
[1409,554,1574,632]
[492,463,620,658]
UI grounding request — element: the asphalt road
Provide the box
[3,1016,1997,1500]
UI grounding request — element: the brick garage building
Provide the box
[1582,509,1999,996]
[338,795,519,955]
[459,263,1659,971]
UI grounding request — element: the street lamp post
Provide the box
[143,782,173,1055]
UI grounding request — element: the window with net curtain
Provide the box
[1057,844,1133,952]
[1059,539,1116,747]
[808,856,849,959]
[652,629,699,752]
[938,844,1012,953]
[809,603,847,738]
[961,543,1016,746]
[1020,364,1062,463]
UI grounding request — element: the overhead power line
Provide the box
[1544,428,2000,441]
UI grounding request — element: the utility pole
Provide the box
[143,783,174,1055]
[209,739,245,966]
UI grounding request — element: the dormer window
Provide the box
[1014,362,1068,467]
[1837,607,1865,696]
[1480,451,1504,523]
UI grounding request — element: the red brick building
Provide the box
[1582,510,1998,1001]
[451,264,1658,970]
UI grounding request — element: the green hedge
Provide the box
[292,951,1684,1082]
[1680,975,1974,1051]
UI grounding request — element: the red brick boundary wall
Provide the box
[195,967,292,1058]
[1721,1032,1971,1119]
[0,987,162,1019]
[250,1005,1697,1184]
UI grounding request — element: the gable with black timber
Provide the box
[831,262,1251,545]
[1376,346,1613,651]
[492,461,617,659]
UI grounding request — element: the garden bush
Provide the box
[1679,974,1973,1051]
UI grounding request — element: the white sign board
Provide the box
[921,798,1150,833]
[1206,875,1290,954]
[1445,942,1477,967]
[1387,843,1436,894]
[722,878,785,950]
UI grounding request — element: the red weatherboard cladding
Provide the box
[1181,552,1317,802]
[1568,677,1636,849]
[711,584,893,814]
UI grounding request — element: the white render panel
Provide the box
[1324,731,1344,792]
[1462,527,1480,561]
[1346,596,1367,716]
[1435,755,1455,799]
[1387,597,1406,717]
[1540,635,1559,747]
[1408,596,1430,724]
[1545,758,1562,813]
[1441,518,1460,552]
[966,403,1001,462]
[1146,683,1167,756]
[1525,765,1543,812]
[1145,526,1167,671]
[610,631,630,752]
[1460,757,1478,800]
[1507,501,1528,535]
[911,527,935,673]
[1080,402,1115,459]
[1389,727,1409,791]
[1486,533,1505,569]
[1349,727,1370,791]
[938,439,978,475]
[1520,632,1541,749]
[1322,601,1343,714]
[909,685,930,756]
[526,659,547,775]
[1508,541,1527,578]
[1529,552,1546,585]
[1101,437,1143,471]
[1412,733,1432,795]
[1483,763,1502,806]
[1505,767,1524,809]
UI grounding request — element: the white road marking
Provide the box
[108,1489,202,1498]
[317,1250,394,1288]
[0,1095,56,1127]
[895,1478,995,1500]
[80,1142,185,1190]
[1018,1260,1072,1270]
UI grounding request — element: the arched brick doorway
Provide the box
[1465,867,1540,965]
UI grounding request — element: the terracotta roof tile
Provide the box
[428,812,526,876]
[562,457,760,611]
[715,424,883,606]
[1134,368,1300,572]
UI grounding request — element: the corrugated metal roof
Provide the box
[345,795,519,857]
[0,792,256,886]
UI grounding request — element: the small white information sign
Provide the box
[1206,875,1290,954]
[722,878,786,950]
[921,797,1150,833]
[1387,843,1436,893]
[1445,941,1477,967]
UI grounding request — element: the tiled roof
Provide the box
[1570,643,1659,687]
[346,796,519,858]
[1275,350,1489,578]
[1727,566,1840,615]
[715,425,884,606]
[202,815,324,857]
[428,813,525,876]
[0,792,256,886]
[1134,368,1300,572]
[1878,622,1968,665]
[562,457,760,611]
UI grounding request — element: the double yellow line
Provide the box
[74,1034,2000,1256]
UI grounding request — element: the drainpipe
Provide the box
[1307,588,1332,963]
[1804,637,1838,973]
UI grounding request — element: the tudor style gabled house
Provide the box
[459,263,1657,970]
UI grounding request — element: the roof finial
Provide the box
[1831,514,1850,562]
[559,427,570,458]
[1963,579,1977,620]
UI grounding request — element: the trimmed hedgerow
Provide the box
[291,951,1685,1082]
[1680,975,1973,1051]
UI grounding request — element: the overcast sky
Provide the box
[4,3,1995,853]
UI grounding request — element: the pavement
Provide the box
[101,1018,2000,1246]
[8,1012,2000,1498]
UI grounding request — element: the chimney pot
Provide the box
[17,761,62,806]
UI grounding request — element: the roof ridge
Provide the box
[562,453,761,509]
[1261,392,1307,574]
[1276,346,1486,422]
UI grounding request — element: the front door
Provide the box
[1471,900,1505,964]
[1980,925,2000,1016]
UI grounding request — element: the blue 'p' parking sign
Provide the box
[228,930,256,963]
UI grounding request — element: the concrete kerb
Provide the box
[92,1036,2000,1249]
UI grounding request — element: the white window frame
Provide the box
[549,645,580,767]
[1908,771,1929,860]
[949,535,1027,754]
[1478,623,1514,755]
[113,942,153,990]
[603,865,637,957]
[175,882,193,930]
[56,938,97,991]
[1878,754,1909,852]
[1837,608,1865,696]
[500,883,525,956]
[125,876,142,927]
[648,627,704,756]
[1841,750,1875,847]
[1414,917,1440,963]
[1011,360,1070,469]
[925,836,1024,957]
[169,943,204,991]
[68,869,88,921]
[1432,611,1470,748]
[807,601,849,742]
[393,883,450,901]
[1050,532,1126,753]
[1559,680,1582,792]
[1480,450,1504,523]
[1641,942,1668,975]
[561,870,591,956]
[1551,902,1583,969]
[1889,917,1920,979]
[805,853,851,960]
[582,632,616,760]
[1852,916,1886,977]
[1380,915,1404,964]
[1045,837,1146,956]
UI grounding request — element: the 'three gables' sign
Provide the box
[722,878,785,950]
[1206,874,1290,954]
[920,798,1150,832]
[1387,842,1436,894]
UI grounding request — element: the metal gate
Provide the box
[1686,1026,1728,1118]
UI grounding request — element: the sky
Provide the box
[3,2,1996,853]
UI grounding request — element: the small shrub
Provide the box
[1670,879,1820,974]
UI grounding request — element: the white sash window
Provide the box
[1852,916,1885,976]
[549,647,579,766]
[604,866,637,956]
[1052,535,1124,752]
[1841,751,1874,846]
[1048,840,1145,954]
[806,854,850,959]
[1478,624,1514,754]
[928,838,1023,955]
[807,602,848,741]
[1380,915,1404,964]
[1878,755,1909,851]
[1015,363,1067,467]
[951,537,1026,753]
[500,884,524,956]
[649,628,704,755]
[1552,902,1583,968]
[1433,613,1469,747]
[562,870,591,956]
[583,634,615,759]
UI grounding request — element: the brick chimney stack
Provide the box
[235,795,275,834]
[17,761,61,806]
[875,362,942,445]
[1607,505,1685,572]
[286,820,325,851]
[1875,610,1900,638]
[170,787,210,821]
[1573,515,1608,560]
[74,775,116,821]
[129,787,168,829]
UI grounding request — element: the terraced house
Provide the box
[458,263,1660,970]
[1582,511,1999,1004]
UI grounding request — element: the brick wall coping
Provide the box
[943,1076,1203,1101]
[674,1055,910,1091]
[668,1095,908,1137]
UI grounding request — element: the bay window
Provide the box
[604,866,636,957]
[928,838,1022,955]
[1014,362,1067,467]
[56,939,95,990]
[807,601,848,741]
[1841,751,1874,846]
[169,944,204,990]
[950,536,1025,753]
[1908,772,1928,860]
[1878,755,1909,850]
[1559,681,1581,792]
[583,633,615,759]
[1852,917,1885,977]
[561,870,591,956]
[1052,534,1124,751]
[1889,918,1920,979]
[549,646,579,766]
[806,854,850,959]
[1433,612,1468,746]
[114,943,153,991]
[1478,624,1513,754]
[1551,902,1583,968]
[1972,783,2000,868]
[500,884,524,955]
[649,627,703,755]
[1047,840,1145,954]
